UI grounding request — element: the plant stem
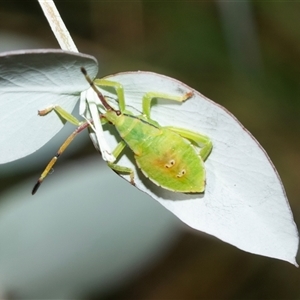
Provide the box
[38,0,78,52]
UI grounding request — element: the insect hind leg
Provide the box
[166,126,213,161]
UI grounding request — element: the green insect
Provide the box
[32,68,212,194]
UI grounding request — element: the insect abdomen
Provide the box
[114,114,205,193]
[136,128,205,193]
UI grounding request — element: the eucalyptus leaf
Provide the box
[97,71,299,265]
[0,49,98,163]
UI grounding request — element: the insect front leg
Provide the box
[142,91,193,119]
[94,79,126,112]
[108,140,135,185]
[38,105,82,126]
[166,127,213,161]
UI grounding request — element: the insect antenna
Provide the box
[32,120,91,195]
[81,67,119,114]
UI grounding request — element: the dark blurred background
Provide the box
[0,1,300,299]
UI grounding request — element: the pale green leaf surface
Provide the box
[0,49,98,163]
[98,71,299,265]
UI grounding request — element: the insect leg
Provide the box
[31,120,91,195]
[142,91,193,119]
[166,126,213,161]
[38,105,81,126]
[94,79,126,112]
[108,141,135,185]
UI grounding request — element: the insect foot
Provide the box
[38,105,57,116]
